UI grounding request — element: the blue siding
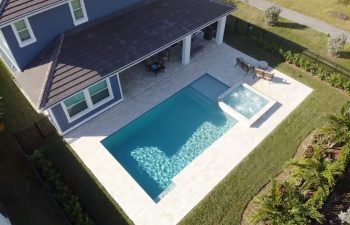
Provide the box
[50,75,122,133]
[84,0,143,21]
[1,0,144,70]
[2,4,74,69]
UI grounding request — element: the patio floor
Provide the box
[65,42,312,225]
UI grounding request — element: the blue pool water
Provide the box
[101,74,237,201]
[223,85,269,119]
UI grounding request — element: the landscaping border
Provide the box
[229,16,350,77]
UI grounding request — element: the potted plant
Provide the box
[0,97,4,132]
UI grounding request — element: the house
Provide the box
[0,0,236,135]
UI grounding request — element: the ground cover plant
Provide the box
[249,102,350,225]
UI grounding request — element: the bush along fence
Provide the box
[280,49,350,93]
[30,148,95,225]
[229,16,350,93]
[13,117,95,225]
[249,102,350,225]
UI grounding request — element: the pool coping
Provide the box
[218,82,276,126]
[66,44,314,225]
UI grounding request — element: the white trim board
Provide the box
[68,0,89,26]
[51,74,123,135]
[10,17,37,48]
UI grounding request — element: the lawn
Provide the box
[233,2,350,69]
[179,17,350,225]
[0,61,131,225]
[1,5,349,225]
[0,63,69,225]
[265,0,350,32]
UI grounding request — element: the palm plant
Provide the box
[321,102,350,146]
[249,180,323,225]
[286,148,343,192]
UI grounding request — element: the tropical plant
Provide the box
[264,5,281,26]
[250,180,323,225]
[327,33,347,57]
[321,102,350,146]
[286,147,343,191]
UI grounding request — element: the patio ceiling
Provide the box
[14,0,236,110]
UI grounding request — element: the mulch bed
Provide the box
[315,165,350,225]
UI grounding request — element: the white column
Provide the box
[216,16,227,45]
[182,34,191,65]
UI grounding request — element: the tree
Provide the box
[264,5,281,26]
[327,33,347,57]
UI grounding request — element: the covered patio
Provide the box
[118,34,220,99]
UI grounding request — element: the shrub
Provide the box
[30,149,95,225]
[251,103,350,225]
[279,49,350,93]
[264,5,281,26]
[339,208,350,225]
[327,33,347,57]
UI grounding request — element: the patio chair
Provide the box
[159,49,171,62]
[235,57,255,75]
[254,68,275,81]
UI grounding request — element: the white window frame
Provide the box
[68,0,88,26]
[61,78,114,123]
[11,17,37,48]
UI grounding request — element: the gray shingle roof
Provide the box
[0,0,66,24]
[18,0,236,109]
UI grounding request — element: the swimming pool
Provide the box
[101,74,237,201]
[218,83,276,126]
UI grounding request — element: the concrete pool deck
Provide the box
[65,43,313,225]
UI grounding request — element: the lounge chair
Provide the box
[254,68,274,81]
[235,57,255,75]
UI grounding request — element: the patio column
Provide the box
[216,16,227,45]
[182,34,191,65]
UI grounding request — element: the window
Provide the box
[88,80,110,105]
[63,91,88,118]
[69,0,88,25]
[11,18,36,47]
[61,78,114,121]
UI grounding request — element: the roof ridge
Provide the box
[0,0,8,16]
[39,33,65,109]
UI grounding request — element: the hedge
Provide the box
[30,149,95,225]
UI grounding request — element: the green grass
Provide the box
[179,18,350,225]
[265,0,350,32]
[42,135,132,225]
[233,2,350,69]
[1,6,349,225]
[0,63,69,225]
[0,61,131,225]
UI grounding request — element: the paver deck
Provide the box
[65,43,312,225]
